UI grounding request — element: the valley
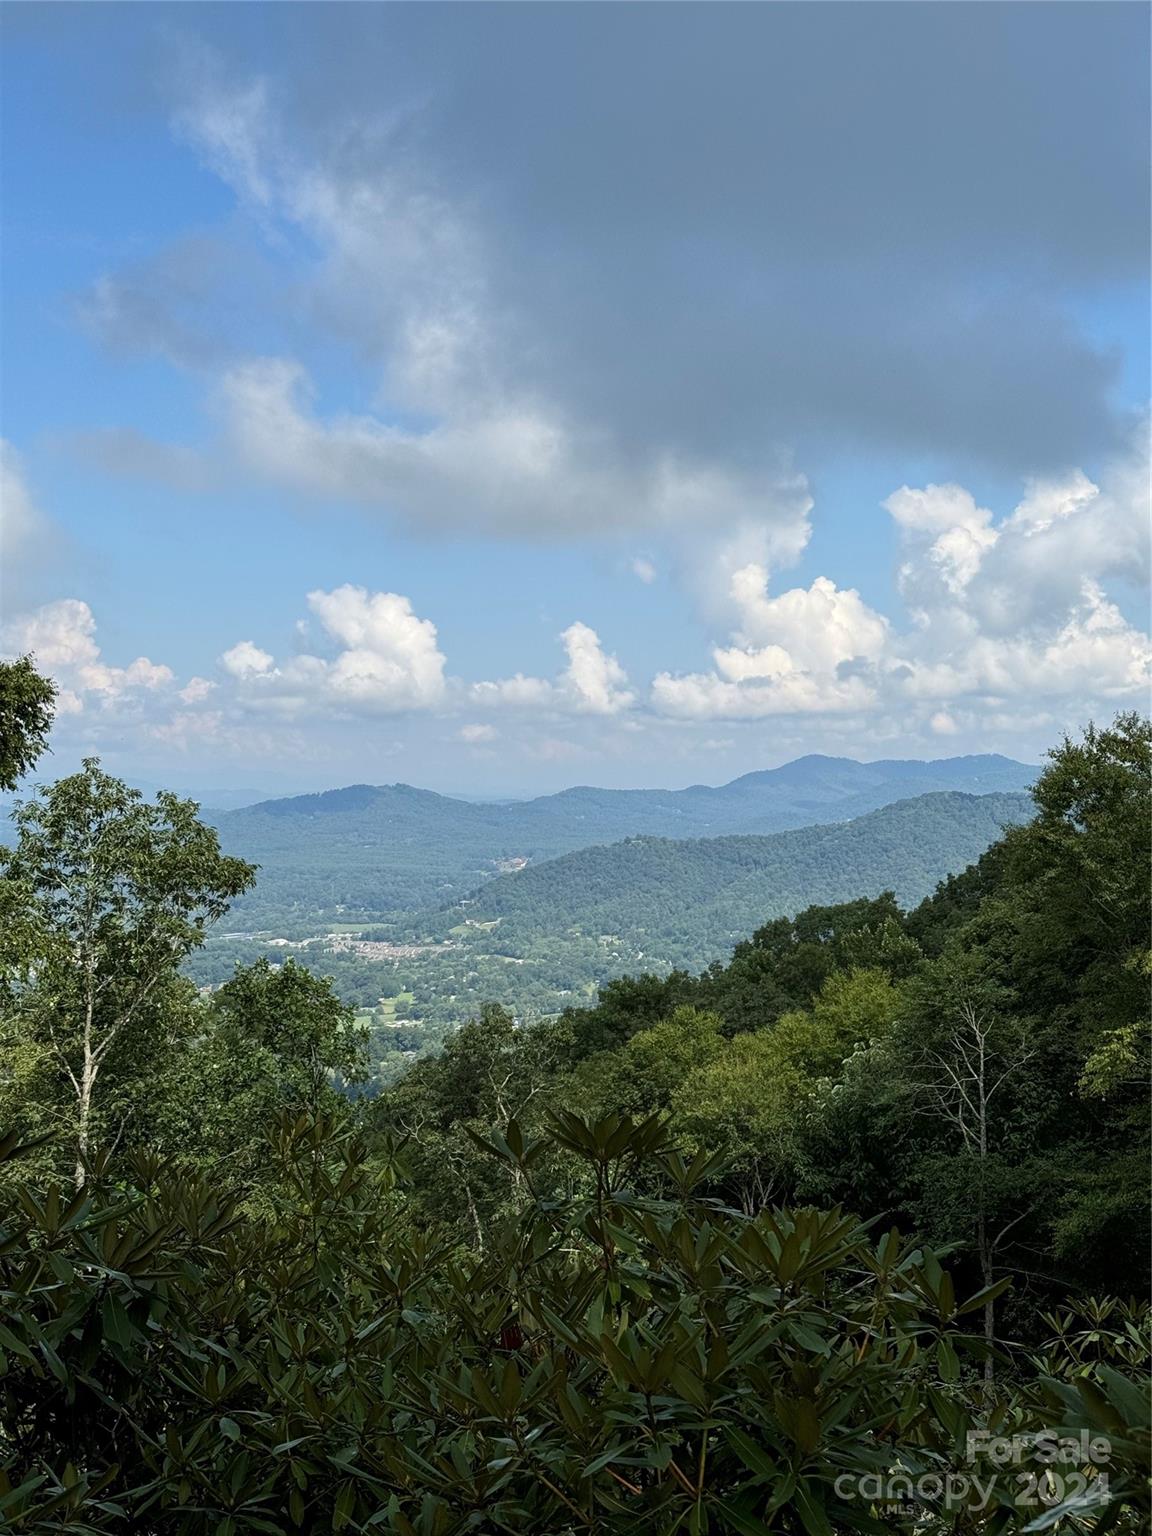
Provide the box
[187,775,1035,1081]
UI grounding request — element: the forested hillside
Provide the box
[429,790,1032,959]
[205,753,1036,929]
[185,789,1031,1073]
[0,660,1147,1534]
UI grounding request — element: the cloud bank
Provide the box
[6,432,1146,778]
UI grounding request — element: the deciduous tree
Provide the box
[0,761,255,1184]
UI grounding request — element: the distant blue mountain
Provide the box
[207,754,1038,925]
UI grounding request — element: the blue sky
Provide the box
[1,3,1148,798]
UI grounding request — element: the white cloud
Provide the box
[653,431,1149,726]
[877,428,1151,715]
[652,570,887,720]
[728,569,889,674]
[459,722,498,744]
[469,622,633,717]
[223,585,447,716]
[2,599,174,708]
[652,669,876,720]
[559,621,634,715]
[895,581,1150,702]
[4,421,1145,769]
[887,427,1150,634]
[220,641,274,679]
[308,586,447,708]
[469,673,555,710]
[885,482,998,600]
[178,676,216,704]
[632,557,656,584]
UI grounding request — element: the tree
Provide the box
[0,653,56,790]
[999,712,1150,1051]
[613,1005,725,1115]
[672,969,901,1212]
[378,1004,572,1242]
[169,958,368,1178]
[977,714,1151,1285]
[902,992,1037,1376]
[0,760,255,1184]
[702,893,919,1034]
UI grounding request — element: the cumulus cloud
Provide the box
[652,667,877,721]
[470,622,633,717]
[459,722,498,744]
[653,568,888,720]
[468,673,555,710]
[223,585,447,715]
[559,622,634,715]
[895,582,1150,702]
[179,676,216,704]
[880,428,1151,707]
[221,641,274,680]
[886,428,1149,635]
[885,483,999,600]
[728,569,889,674]
[1,598,174,713]
[653,434,1150,725]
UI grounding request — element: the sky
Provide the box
[1,2,1149,800]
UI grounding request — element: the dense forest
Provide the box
[412,791,1032,953]
[0,655,1148,1533]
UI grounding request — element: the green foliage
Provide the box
[376,1004,576,1238]
[0,1112,1147,1535]
[162,959,369,1182]
[352,713,1152,1348]
[0,761,256,1186]
[0,715,1147,1533]
[0,655,56,792]
[614,1007,727,1116]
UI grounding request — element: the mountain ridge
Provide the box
[421,789,1035,967]
[226,751,1035,819]
[207,754,1038,927]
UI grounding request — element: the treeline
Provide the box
[0,657,1148,1533]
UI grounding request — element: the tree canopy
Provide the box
[0,653,56,790]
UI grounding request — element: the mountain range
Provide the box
[208,753,1038,927]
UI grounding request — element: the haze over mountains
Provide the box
[212,753,1038,927]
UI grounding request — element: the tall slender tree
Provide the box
[0,761,255,1184]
